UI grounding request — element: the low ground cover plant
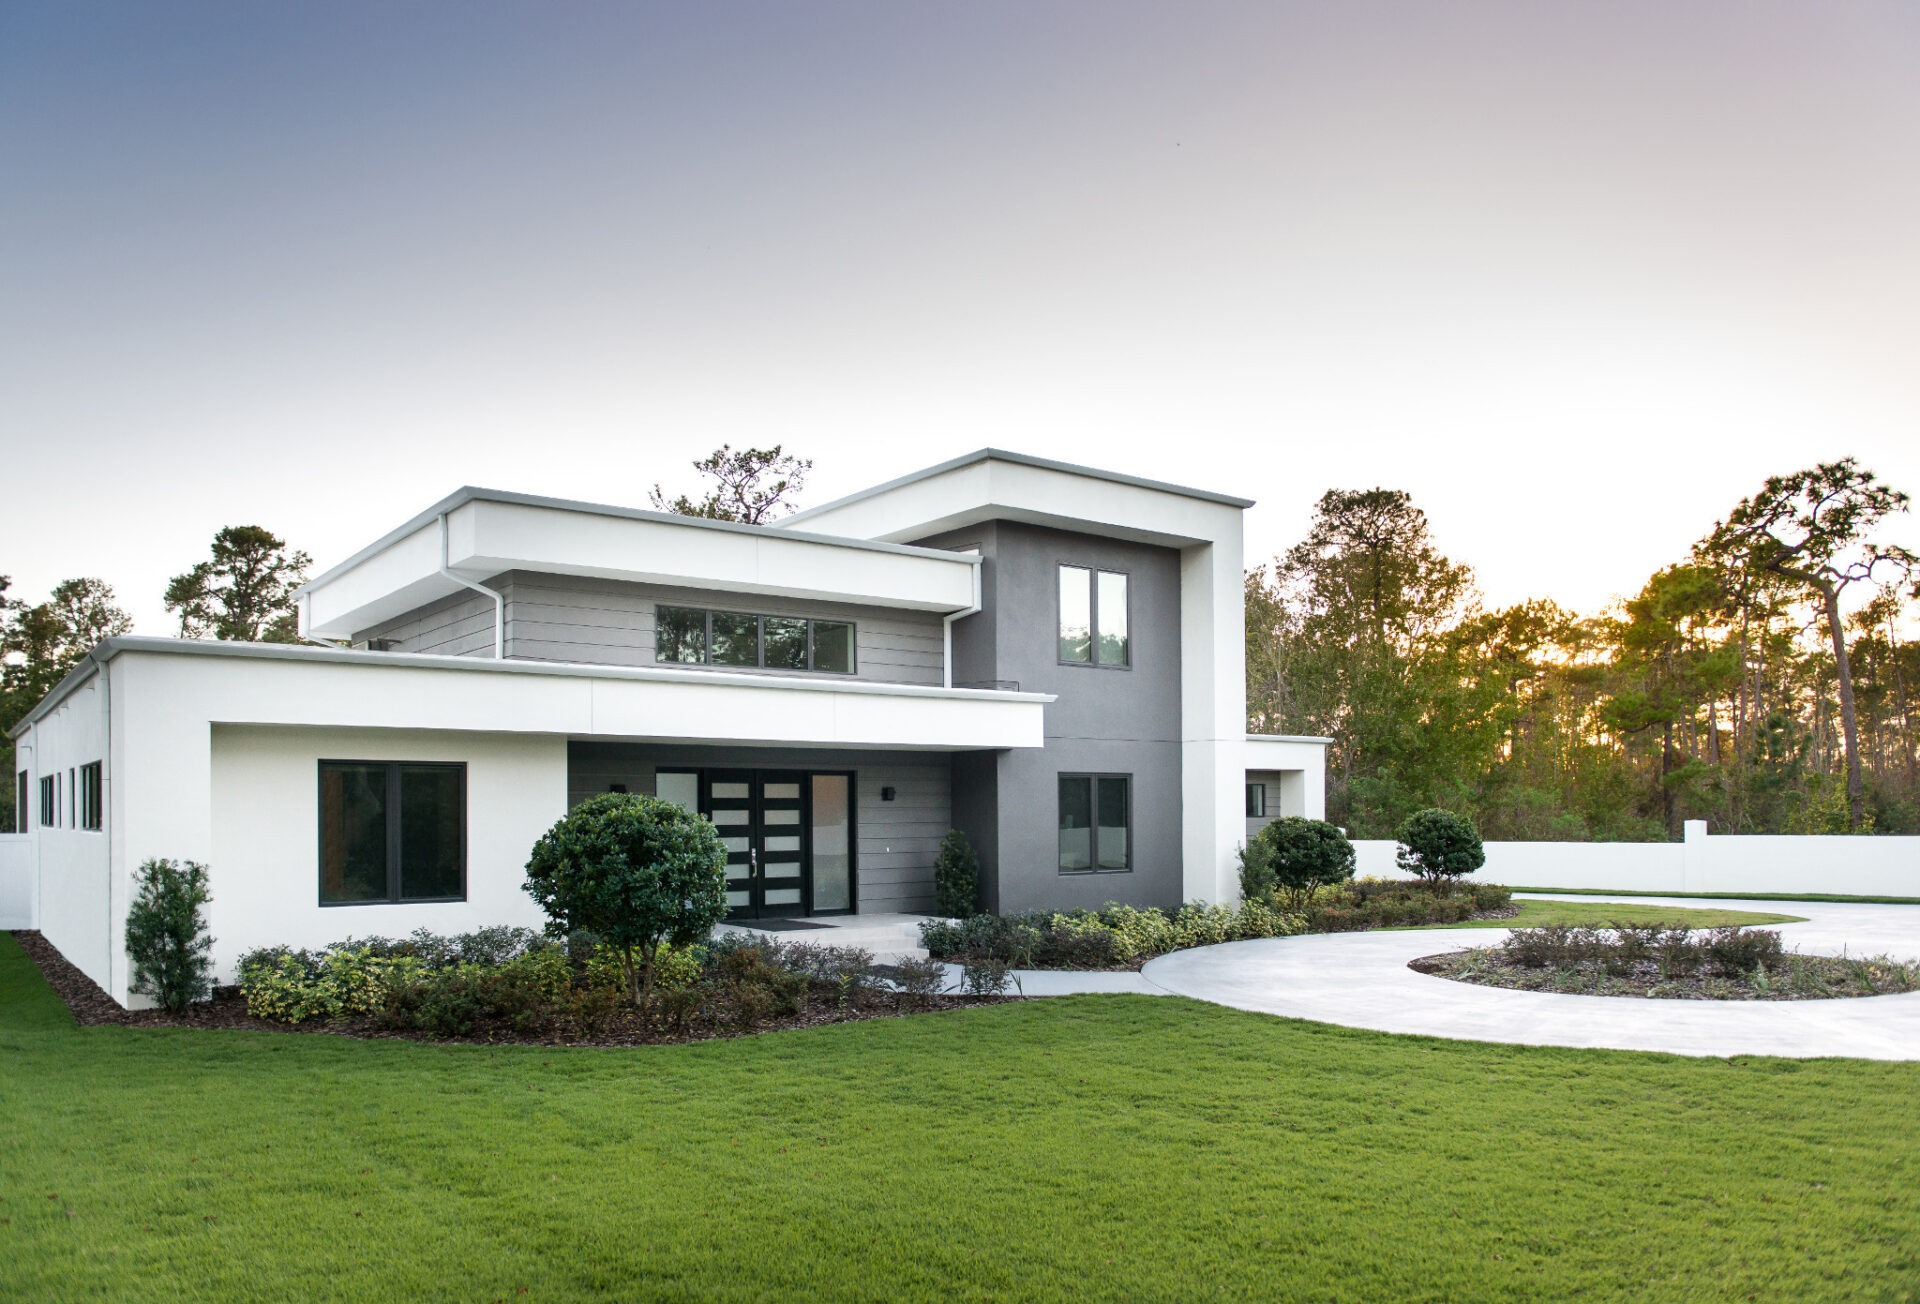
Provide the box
[1416,923,1920,1000]
[236,926,980,1041]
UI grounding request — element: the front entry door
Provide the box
[706,771,807,921]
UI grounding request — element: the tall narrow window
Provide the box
[80,762,103,831]
[1058,565,1128,667]
[69,768,76,828]
[811,773,852,912]
[319,761,466,904]
[15,771,27,833]
[1059,774,1130,873]
[39,775,55,827]
[1245,783,1266,818]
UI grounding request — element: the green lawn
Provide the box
[1402,899,1808,931]
[4,935,1917,1301]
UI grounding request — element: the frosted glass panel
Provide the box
[764,888,802,906]
[811,775,851,911]
[711,782,749,799]
[763,783,800,800]
[764,809,799,825]
[764,835,800,852]
[721,836,749,853]
[726,890,750,907]
[711,809,748,826]
[655,772,698,813]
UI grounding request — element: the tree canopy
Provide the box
[649,445,812,524]
[164,525,312,643]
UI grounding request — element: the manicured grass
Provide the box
[1401,899,1807,931]
[1510,886,1920,906]
[4,935,1918,1301]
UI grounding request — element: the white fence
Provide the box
[0,834,34,929]
[1353,821,1920,898]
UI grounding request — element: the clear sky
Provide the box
[4,2,1917,633]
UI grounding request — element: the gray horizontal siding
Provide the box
[503,573,944,685]
[355,590,496,658]
[566,744,949,916]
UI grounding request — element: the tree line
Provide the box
[1248,459,1918,840]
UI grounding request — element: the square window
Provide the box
[811,621,854,674]
[763,617,808,670]
[710,612,759,666]
[1246,783,1266,818]
[320,761,465,904]
[655,607,707,664]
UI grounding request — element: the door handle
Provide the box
[750,847,758,877]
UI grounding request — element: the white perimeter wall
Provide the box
[1354,823,1920,897]
[0,835,34,930]
[20,671,113,988]
[208,725,565,984]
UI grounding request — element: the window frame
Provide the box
[1057,771,1133,875]
[1055,563,1132,670]
[14,771,26,834]
[39,774,55,828]
[316,760,468,907]
[80,761,103,832]
[1245,783,1266,819]
[652,606,858,676]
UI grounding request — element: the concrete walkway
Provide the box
[1140,894,1920,1060]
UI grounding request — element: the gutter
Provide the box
[438,512,505,659]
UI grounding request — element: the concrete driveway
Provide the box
[1139,895,1920,1060]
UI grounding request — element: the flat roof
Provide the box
[295,485,981,599]
[782,448,1256,525]
[9,636,1051,738]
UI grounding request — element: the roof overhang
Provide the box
[777,449,1251,549]
[297,488,982,640]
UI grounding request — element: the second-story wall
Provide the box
[352,571,947,686]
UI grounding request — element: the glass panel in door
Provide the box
[756,774,806,910]
[705,771,756,915]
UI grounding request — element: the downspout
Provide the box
[943,558,982,689]
[439,512,505,658]
[296,595,346,649]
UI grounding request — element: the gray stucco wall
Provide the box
[916,521,1184,914]
[567,742,950,914]
[357,571,945,686]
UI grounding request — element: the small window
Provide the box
[1058,565,1129,668]
[762,617,808,670]
[1245,783,1266,818]
[319,761,466,904]
[1059,774,1131,874]
[39,774,55,828]
[710,612,759,667]
[812,621,854,674]
[80,762,103,831]
[15,771,26,834]
[655,607,707,664]
[69,768,76,828]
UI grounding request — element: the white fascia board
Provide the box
[106,643,1048,752]
[1244,736,1332,769]
[303,494,979,639]
[778,453,1247,550]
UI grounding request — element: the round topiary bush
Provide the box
[1241,817,1356,911]
[524,793,728,1009]
[1395,808,1486,885]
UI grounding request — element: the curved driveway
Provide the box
[1137,895,1920,1061]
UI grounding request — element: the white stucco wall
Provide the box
[1353,823,1920,897]
[19,671,113,989]
[207,725,564,981]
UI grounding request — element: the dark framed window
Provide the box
[1058,565,1129,667]
[15,771,27,834]
[80,762,103,831]
[1058,773,1131,874]
[655,606,707,664]
[1245,783,1266,818]
[68,768,76,828]
[39,774,55,828]
[319,761,466,904]
[652,607,857,675]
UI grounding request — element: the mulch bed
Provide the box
[1409,946,1920,1001]
[10,929,1016,1047]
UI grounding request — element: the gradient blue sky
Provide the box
[4,2,1917,632]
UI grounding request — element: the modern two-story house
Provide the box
[10,450,1327,1006]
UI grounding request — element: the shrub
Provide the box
[1041,914,1119,968]
[1233,897,1304,940]
[959,956,1012,996]
[1097,904,1176,961]
[1703,926,1784,978]
[1245,818,1356,911]
[125,859,215,1013]
[238,945,426,1023]
[933,828,981,918]
[887,956,949,1006]
[584,942,700,995]
[523,793,729,1010]
[707,942,810,1031]
[1395,809,1485,884]
[1169,902,1238,950]
[377,950,569,1038]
